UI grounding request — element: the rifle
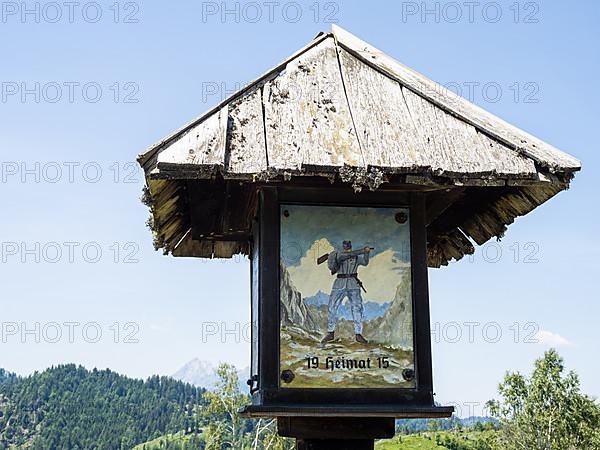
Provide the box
[316,247,374,265]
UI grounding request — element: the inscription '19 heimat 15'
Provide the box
[306,356,392,371]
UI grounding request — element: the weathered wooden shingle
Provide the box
[226,88,268,176]
[264,38,363,171]
[157,106,228,173]
[337,46,425,170]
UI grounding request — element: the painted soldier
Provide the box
[321,240,371,344]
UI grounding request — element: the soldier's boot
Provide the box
[355,334,368,344]
[321,331,335,343]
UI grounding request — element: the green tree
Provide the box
[201,364,247,447]
[488,349,600,450]
[200,363,293,450]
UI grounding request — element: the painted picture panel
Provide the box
[279,204,415,389]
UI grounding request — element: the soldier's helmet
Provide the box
[342,240,352,250]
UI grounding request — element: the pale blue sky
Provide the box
[1,0,598,414]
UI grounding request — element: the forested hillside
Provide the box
[0,365,204,449]
[0,350,597,449]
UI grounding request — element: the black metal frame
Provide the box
[244,185,452,417]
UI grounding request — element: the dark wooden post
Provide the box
[278,417,395,450]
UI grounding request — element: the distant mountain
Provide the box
[0,364,204,449]
[304,290,391,321]
[172,358,219,388]
[172,358,249,392]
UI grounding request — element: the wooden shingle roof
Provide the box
[138,26,580,267]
